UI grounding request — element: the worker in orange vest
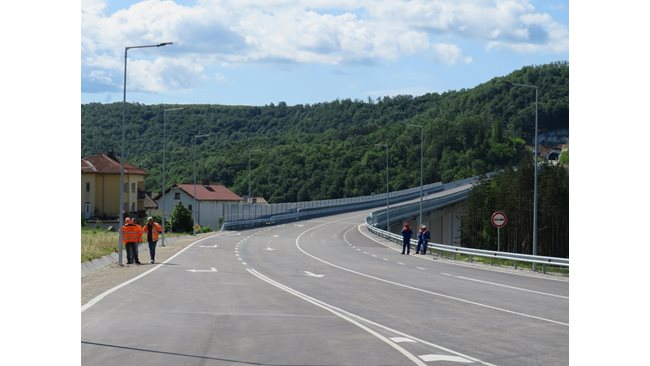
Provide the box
[122,217,142,265]
[142,217,163,264]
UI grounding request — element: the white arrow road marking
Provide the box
[199,244,218,248]
[304,271,324,278]
[418,354,473,363]
[391,337,417,343]
[265,247,276,251]
[187,267,218,273]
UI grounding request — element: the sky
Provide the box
[81,0,569,106]
[5,1,650,364]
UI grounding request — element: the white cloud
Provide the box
[432,43,472,65]
[82,0,568,93]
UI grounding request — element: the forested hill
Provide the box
[81,62,568,203]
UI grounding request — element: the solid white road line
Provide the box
[441,273,569,299]
[356,223,568,283]
[248,267,494,366]
[247,268,428,366]
[296,221,568,327]
[82,233,222,313]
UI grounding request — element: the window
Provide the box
[131,202,136,212]
[123,183,128,193]
[188,204,192,212]
[174,192,180,200]
[85,182,90,192]
[131,183,136,193]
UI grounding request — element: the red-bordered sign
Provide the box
[491,211,507,228]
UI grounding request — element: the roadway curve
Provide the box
[82,209,569,366]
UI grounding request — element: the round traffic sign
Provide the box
[491,211,507,228]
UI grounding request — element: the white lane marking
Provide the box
[391,337,416,343]
[82,234,222,312]
[265,247,276,251]
[199,244,219,248]
[363,252,368,254]
[226,232,241,236]
[248,269,427,366]
[273,235,279,238]
[419,354,473,363]
[298,223,568,327]
[398,262,405,265]
[356,224,568,283]
[441,273,569,299]
[304,271,325,278]
[187,267,218,273]
[416,267,426,271]
[383,258,390,261]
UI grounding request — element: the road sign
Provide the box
[491,211,507,228]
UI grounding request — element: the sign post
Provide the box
[491,211,507,251]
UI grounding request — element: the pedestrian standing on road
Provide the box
[142,217,163,264]
[122,217,142,265]
[401,222,413,255]
[416,225,430,255]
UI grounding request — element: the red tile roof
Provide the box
[176,184,242,202]
[81,153,148,175]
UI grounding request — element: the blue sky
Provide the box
[81,0,569,106]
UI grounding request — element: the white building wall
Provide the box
[155,187,231,230]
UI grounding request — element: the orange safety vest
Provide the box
[142,222,163,241]
[122,224,141,244]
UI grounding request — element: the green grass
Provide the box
[430,249,570,276]
[81,228,118,262]
[80,227,185,263]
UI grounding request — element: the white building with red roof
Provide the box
[154,183,243,230]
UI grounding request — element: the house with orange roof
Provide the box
[154,183,243,230]
[81,152,148,219]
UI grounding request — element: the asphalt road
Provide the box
[81,210,569,366]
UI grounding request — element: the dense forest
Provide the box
[462,159,569,258]
[81,62,568,204]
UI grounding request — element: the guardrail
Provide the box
[366,218,569,274]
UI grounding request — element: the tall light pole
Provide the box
[118,42,173,266]
[193,133,211,235]
[407,124,424,228]
[248,149,262,203]
[161,107,186,247]
[377,143,390,232]
[507,81,539,271]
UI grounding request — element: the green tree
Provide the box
[171,202,193,233]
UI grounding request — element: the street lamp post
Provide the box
[507,81,539,271]
[193,133,211,235]
[407,124,424,228]
[161,107,186,247]
[248,149,262,203]
[377,143,390,232]
[118,42,172,266]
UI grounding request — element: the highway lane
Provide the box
[82,209,569,366]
